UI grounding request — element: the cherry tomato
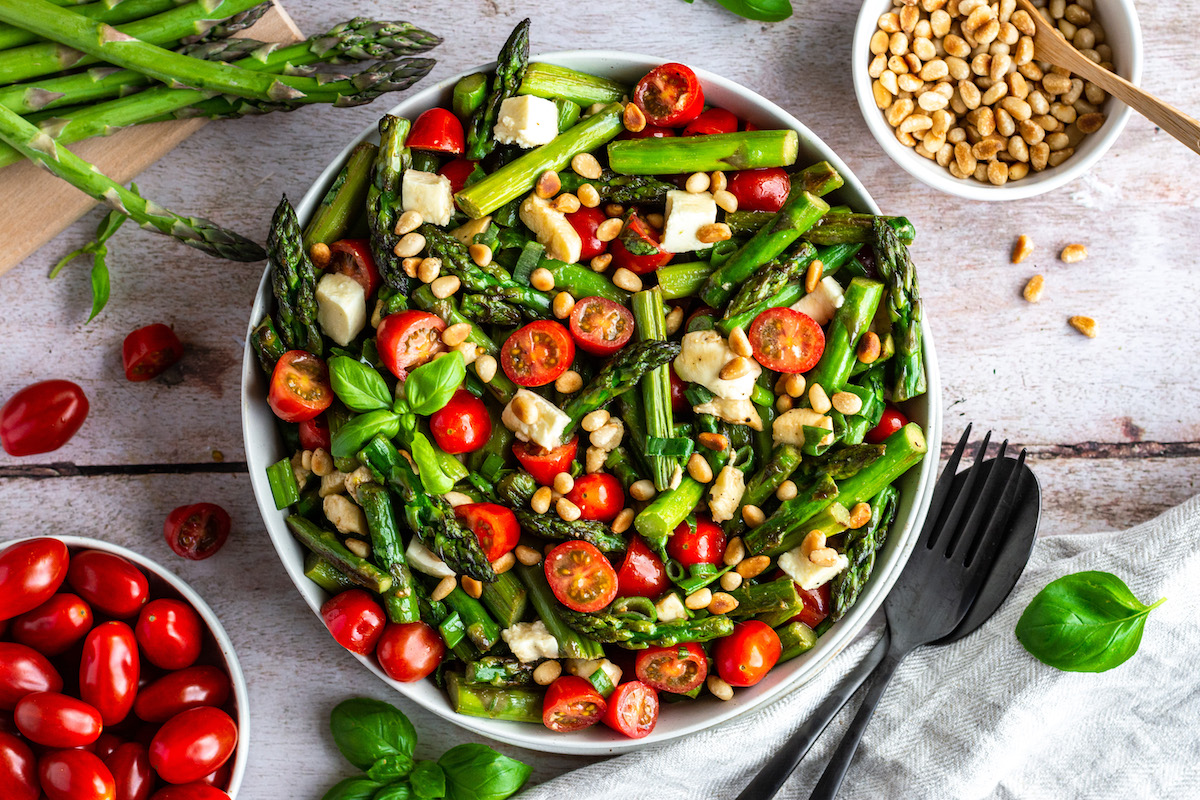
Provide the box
[148,707,237,785]
[320,589,385,656]
[568,296,635,357]
[0,643,62,709]
[375,621,445,683]
[438,158,477,194]
[80,622,140,726]
[544,541,618,613]
[297,414,331,452]
[748,307,825,374]
[608,213,673,275]
[134,600,202,671]
[327,239,381,298]
[542,675,607,732]
[134,666,231,725]
[614,536,668,599]
[15,691,103,747]
[163,504,230,562]
[667,517,726,568]
[454,503,519,562]
[617,123,677,140]
[743,121,760,131]
[635,642,707,693]
[564,207,609,261]
[150,784,229,800]
[725,167,791,213]
[0,380,89,457]
[0,731,38,800]
[865,407,909,444]
[632,63,704,127]
[0,538,70,620]
[38,749,116,800]
[601,680,658,739]
[500,321,575,387]
[668,366,687,413]
[429,390,492,454]
[94,733,125,762]
[11,593,93,656]
[714,620,781,687]
[791,583,831,630]
[682,107,738,136]
[566,473,624,523]
[377,310,446,379]
[512,436,578,486]
[197,760,231,789]
[67,551,149,619]
[407,107,465,155]
[267,351,333,423]
[105,742,155,800]
[122,325,184,383]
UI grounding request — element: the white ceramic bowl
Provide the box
[0,535,249,797]
[852,0,1143,200]
[242,51,943,755]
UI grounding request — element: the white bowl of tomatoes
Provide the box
[0,536,248,799]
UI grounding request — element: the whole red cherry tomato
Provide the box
[163,504,230,562]
[94,733,125,762]
[14,691,103,747]
[512,436,578,485]
[297,414,331,452]
[632,63,704,127]
[150,785,229,800]
[635,642,707,693]
[865,407,909,444]
[197,760,231,789]
[566,473,624,523]
[568,296,635,357]
[438,158,477,194]
[0,380,89,457]
[500,320,575,387]
[135,600,203,671]
[682,107,738,136]
[454,503,519,562]
[375,621,445,683]
[791,583,832,631]
[429,390,492,454]
[544,541,618,613]
[134,666,231,725]
[714,620,782,687]
[601,680,658,739]
[11,593,93,656]
[615,536,668,599]
[542,675,606,733]
[748,307,825,374]
[38,749,116,800]
[667,517,726,568]
[407,107,465,155]
[80,622,140,726]
[608,213,672,275]
[122,325,184,382]
[0,538,70,620]
[564,207,609,261]
[668,366,687,413]
[0,642,63,709]
[67,551,149,619]
[327,239,381,299]
[320,589,385,656]
[268,351,333,423]
[377,310,446,379]
[148,707,237,785]
[725,167,791,213]
[105,742,155,800]
[0,731,38,800]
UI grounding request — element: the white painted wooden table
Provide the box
[1,0,1197,795]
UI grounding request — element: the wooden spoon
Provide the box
[1014,0,1200,155]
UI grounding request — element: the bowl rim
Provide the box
[851,0,1145,201]
[0,535,250,797]
[241,49,943,756]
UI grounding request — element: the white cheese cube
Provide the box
[502,620,560,662]
[565,657,622,687]
[654,593,688,623]
[406,538,454,578]
[661,189,717,253]
[708,465,746,523]
[519,193,582,264]
[493,95,559,149]
[315,273,366,347]
[692,397,763,431]
[778,546,849,591]
[674,330,760,400]
[791,277,845,326]
[501,389,571,451]
[323,494,368,537]
[773,408,835,448]
[401,169,454,226]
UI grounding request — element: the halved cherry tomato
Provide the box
[0,731,38,800]
[430,390,492,454]
[135,600,203,671]
[134,666,231,725]
[375,621,444,683]
[568,296,635,357]
[104,742,154,800]
[0,538,70,620]
[38,749,116,800]
[454,503,520,561]
[682,107,739,136]
[714,620,781,687]
[608,213,673,275]
[635,642,707,693]
[298,414,331,452]
[67,551,149,619]
[749,307,825,374]
[122,325,184,382]
[544,541,618,613]
[667,517,726,568]
[320,589,386,656]
[726,167,791,213]
[512,436,578,485]
[438,158,477,194]
[501,321,575,387]
[407,107,465,155]
[327,239,381,298]
[632,63,704,127]
[542,675,607,733]
[12,593,93,656]
[618,123,677,140]
[163,504,230,562]
[0,643,62,710]
[376,310,446,379]
[150,785,229,800]
[791,583,831,630]
[866,406,909,444]
[79,622,140,726]
[601,680,658,739]
[267,351,333,423]
[148,707,237,785]
[564,207,609,261]
[668,366,687,413]
[0,381,89,457]
[566,473,624,523]
[14,691,103,747]
[615,536,668,599]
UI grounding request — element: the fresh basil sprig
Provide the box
[439,744,532,800]
[1015,570,1165,673]
[330,356,393,412]
[404,352,466,416]
[683,0,793,22]
[49,207,127,322]
[409,431,456,495]
[410,761,447,799]
[332,410,401,459]
[330,698,417,769]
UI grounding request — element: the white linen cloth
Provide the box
[521,495,1200,799]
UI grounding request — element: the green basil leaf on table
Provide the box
[375,784,414,800]
[368,754,415,783]
[1015,570,1166,673]
[321,777,386,800]
[332,410,401,459]
[331,356,393,412]
[404,352,466,415]
[329,698,418,769]
[711,0,793,22]
[439,743,532,800]
[409,431,456,494]
[409,760,447,799]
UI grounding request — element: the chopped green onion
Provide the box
[439,611,467,650]
[513,240,546,283]
[645,436,695,459]
[588,666,615,697]
[267,458,300,510]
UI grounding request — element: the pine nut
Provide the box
[713,189,738,213]
[533,660,562,686]
[708,592,740,615]
[720,571,743,591]
[665,305,685,336]
[849,502,873,529]
[736,555,771,580]
[630,479,656,501]
[585,446,607,474]
[311,448,333,477]
[741,504,765,528]
[553,472,575,495]
[612,508,635,534]
[707,675,734,701]
[1023,274,1045,303]
[698,432,729,451]
[685,172,710,193]
[613,268,642,292]
[686,453,713,483]
[474,354,497,383]
[596,217,623,242]
[430,275,460,299]
[394,210,422,235]
[512,393,539,425]
[531,486,553,514]
[623,102,646,132]
[491,551,516,574]
[1060,243,1087,263]
[417,257,441,284]
[590,253,612,272]
[552,291,576,319]
[1068,315,1096,338]
[710,171,728,193]
[309,242,331,269]
[810,547,841,567]
[696,223,732,244]
[442,322,471,347]
[468,243,493,267]
[727,326,753,358]
[581,409,610,433]
[685,588,713,610]
[776,479,798,502]
[832,391,864,416]
[808,383,832,414]
[1076,112,1104,134]
[536,170,561,199]
[645,212,665,229]
[553,193,582,214]
[776,395,794,413]
[723,537,746,567]
[461,576,483,599]
[589,421,624,451]
[402,257,420,278]
[720,357,753,381]
[346,538,370,558]
[578,183,601,208]
[784,373,807,398]
[556,497,581,522]
[515,544,542,566]
[393,232,425,258]
[571,152,602,180]
[605,203,625,218]
[555,369,583,394]
[432,575,457,601]
[805,259,823,293]
[530,267,555,291]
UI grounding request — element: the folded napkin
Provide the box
[522,495,1200,799]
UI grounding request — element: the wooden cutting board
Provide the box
[0,2,303,277]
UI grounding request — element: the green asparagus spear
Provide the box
[557,170,677,206]
[795,443,884,482]
[742,474,840,556]
[494,473,627,553]
[794,161,846,197]
[830,484,899,622]
[516,564,604,660]
[286,516,393,594]
[730,577,803,621]
[804,277,885,397]
[722,241,817,322]
[776,620,818,663]
[420,225,551,316]
[464,656,535,688]
[0,0,182,52]
[267,196,321,352]
[632,289,678,491]
[441,586,501,651]
[872,218,926,402]
[633,478,707,558]
[534,257,629,304]
[554,97,582,132]
[604,446,645,490]
[452,72,488,119]
[367,115,413,291]
[250,316,286,373]
[723,444,804,537]
[607,130,799,174]
[656,261,714,300]
[557,606,734,649]
[518,62,626,106]
[465,18,529,161]
[303,551,357,594]
[304,142,377,250]
[560,339,681,434]
[357,484,419,624]
[412,579,480,662]
[479,570,528,628]
[446,672,542,723]
[803,213,916,246]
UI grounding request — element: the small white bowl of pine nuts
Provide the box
[853,0,1143,200]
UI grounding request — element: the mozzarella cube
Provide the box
[661,189,717,253]
[315,273,366,347]
[502,620,560,662]
[778,546,849,591]
[565,657,622,687]
[493,95,559,149]
[692,397,763,431]
[654,593,688,623]
[402,169,454,226]
[323,494,368,537]
[773,408,835,448]
[520,193,582,264]
[501,389,571,451]
[406,538,454,578]
[708,465,746,523]
[674,330,760,400]
[791,277,845,326]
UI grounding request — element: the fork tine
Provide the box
[927,430,990,550]
[944,440,1009,559]
[916,424,972,548]
[964,449,1029,567]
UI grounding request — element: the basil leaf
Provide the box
[368,754,415,783]
[375,784,414,800]
[439,743,531,800]
[409,431,455,494]
[618,221,658,256]
[410,761,447,799]
[329,698,417,769]
[332,410,400,459]
[711,0,793,22]
[404,352,467,416]
[331,356,393,412]
[87,255,111,323]
[322,777,385,800]
[1015,571,1166,673]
